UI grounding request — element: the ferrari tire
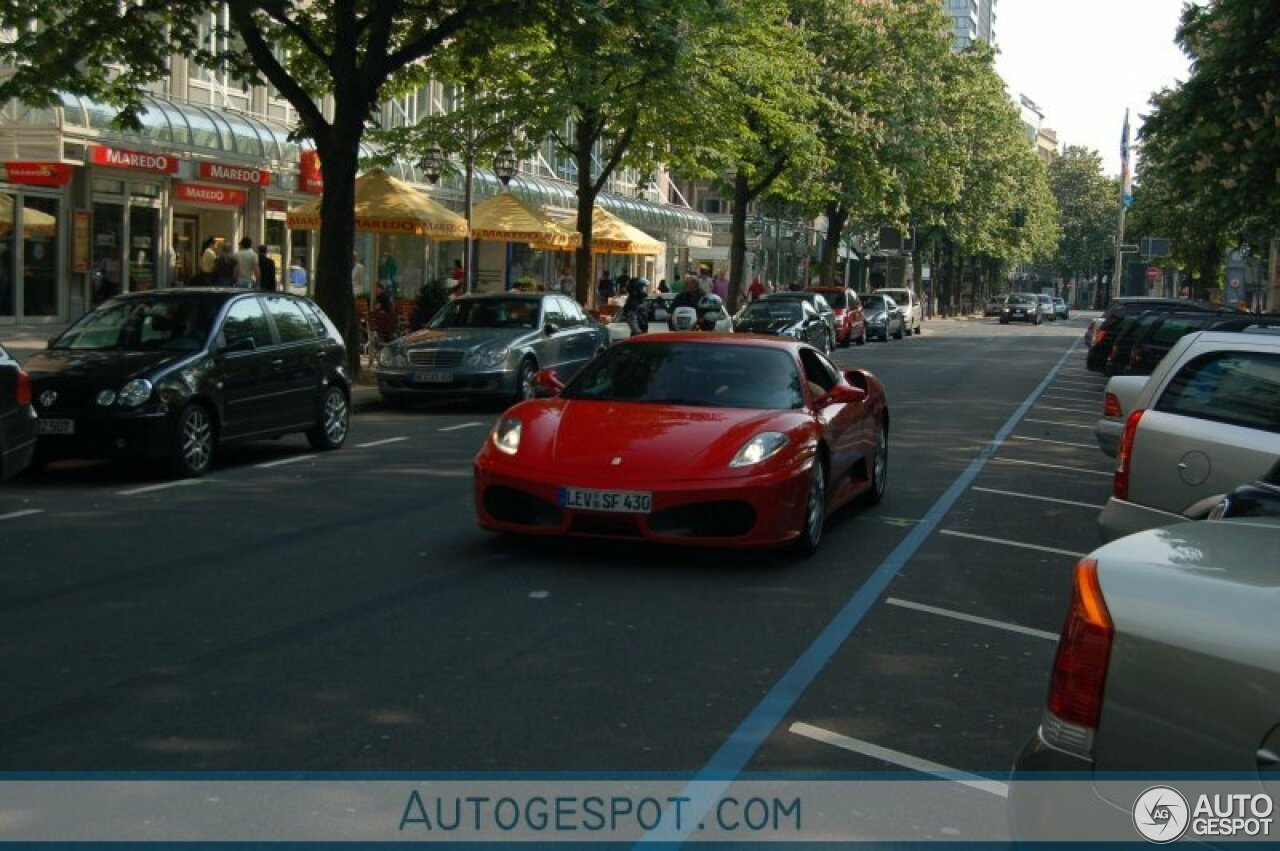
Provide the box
[307,386,349,451]
[795,457,828,556]
[863,421,888,505]
[168,403,214,478]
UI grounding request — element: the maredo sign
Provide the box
[89,145,178,174]
[3,161,75,186]
[173,181,247,207]
[299,149,323,194]
[198,161,271,187]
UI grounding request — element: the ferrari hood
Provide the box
[537,399,796,480]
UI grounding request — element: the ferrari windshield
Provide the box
[52,297,218,352]
[563,342,804,409]
[430,298,541,330]
[739,301,802,321]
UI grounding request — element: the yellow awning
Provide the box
[0,195,57,237]
[286,167,468,239]
[470,192,581,249]
[564,206,663,255]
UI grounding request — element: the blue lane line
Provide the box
[638,338,1083,845]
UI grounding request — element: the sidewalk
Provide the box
[1,324,68,361]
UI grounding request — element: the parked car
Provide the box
[1011,516,1280,837]
[733,297,831,352]
[999,293,1042,325]
[807,286,867,346]
[1052,297,1069,320]
[984,295,1008,317]
[875,288,922,335]
[1207,459,1280,520]
[1036,294,1056,321]
[23,290,350,478]
[760,292,837,349]
[1098,329,1280,541]
[376,293,610,405]
[1,342,36,479]
[1101,309,1165,376]
[1085,296,1212,372]
[1125,310,1280,376]
[473,335,889,554]
[859,293,905,341]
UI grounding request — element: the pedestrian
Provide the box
[748,277,765,301]
[212,243,238,285]
[234,237,259,289]
[711,270,729,300]
[657,278,669,294]
[378,249,398,295]
[622,276,648,336]
[450,258,465,283]
[351,252,366,296]
[257,245,278,292]
[197,237,217,284]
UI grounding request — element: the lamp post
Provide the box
[493,144,517,187]
[417,139,477,294]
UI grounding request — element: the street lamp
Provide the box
[418,142,444,185]
[493,144,518,187]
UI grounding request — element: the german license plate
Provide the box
[36,418,74,435]
[559,487,652,514]
[412,371,452,384]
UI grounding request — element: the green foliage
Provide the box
[1047,146,1113,281]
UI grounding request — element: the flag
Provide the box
[1120,109,1133,209]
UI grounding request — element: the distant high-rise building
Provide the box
[943,0,996,51]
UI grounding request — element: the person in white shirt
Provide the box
[352,252,366,296]
[234,237,259,289]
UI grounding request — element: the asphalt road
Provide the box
[0,315,1108,795]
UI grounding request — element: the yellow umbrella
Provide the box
[0,195,57,238]
[565,206,662,255]
[286,167,468,239]
[470,192,581,249]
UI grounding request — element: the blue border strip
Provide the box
[638,338,1085,844]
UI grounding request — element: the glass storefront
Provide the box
[128,205,159,292]
[92,202,125,304]
[0,194,14,318]
[22,196,60,317]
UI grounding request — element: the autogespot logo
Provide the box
[1133,785,1190,843]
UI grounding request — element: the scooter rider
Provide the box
[623,277,649,336]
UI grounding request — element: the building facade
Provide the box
[944,0,997,51]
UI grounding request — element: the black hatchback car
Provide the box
[23,289,350,477]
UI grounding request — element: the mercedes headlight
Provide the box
[117,379,153,407]
[379,347,407,368]
[492,417,522,455]
[730,432,789,467]
[466,346,511,368]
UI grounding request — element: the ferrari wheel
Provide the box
[795,458,827,556]
[863,421,887,505]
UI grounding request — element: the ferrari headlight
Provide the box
[117,378,153,407]
[730,432,789,467]
[466,346,511,368]
[492,417,522,455]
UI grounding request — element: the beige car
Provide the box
[1099,329,1280,541]
[875,287,922,335]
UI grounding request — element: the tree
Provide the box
[1047,146,1113,290]
[0,0,538,367]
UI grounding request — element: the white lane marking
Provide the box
[0,508,44,521]
[356,437,409,448]
[971,486,1105,510]
[886,597,1059,641]
[991,457,1113,477]
[788,723,1009,799]
[255,454,317,469]
[939,529,1088,558]
[1023,418,1094,429]
[117,480,204,496]
[1041,392,1099,402]
[1034,404,1098,415]
[439,422,485,432]
[1009,434,1096,449]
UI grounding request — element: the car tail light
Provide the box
[1093,330,1110,349]
[1102,392,1120,417]
[1044,558,1113,753]
[16,368,31,406]
[1113,409,1144,500]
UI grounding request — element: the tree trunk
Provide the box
[728,172,751,311]
[573,118,600,307]
[820,202,847,287]
[313,120,362,374]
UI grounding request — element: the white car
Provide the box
[875,288,922,335]
[1098,328,1280,541]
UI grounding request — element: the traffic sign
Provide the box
[1146,266,1160,281]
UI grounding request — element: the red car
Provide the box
[807,286,867,347]
[473,334,889,554]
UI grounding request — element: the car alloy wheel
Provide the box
[308,386,349,451]
[517,360,537,401]
[169,403,213,478]
[863,422,888,505]
[796,458,827,555]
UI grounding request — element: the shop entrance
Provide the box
[173,205,237,284]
